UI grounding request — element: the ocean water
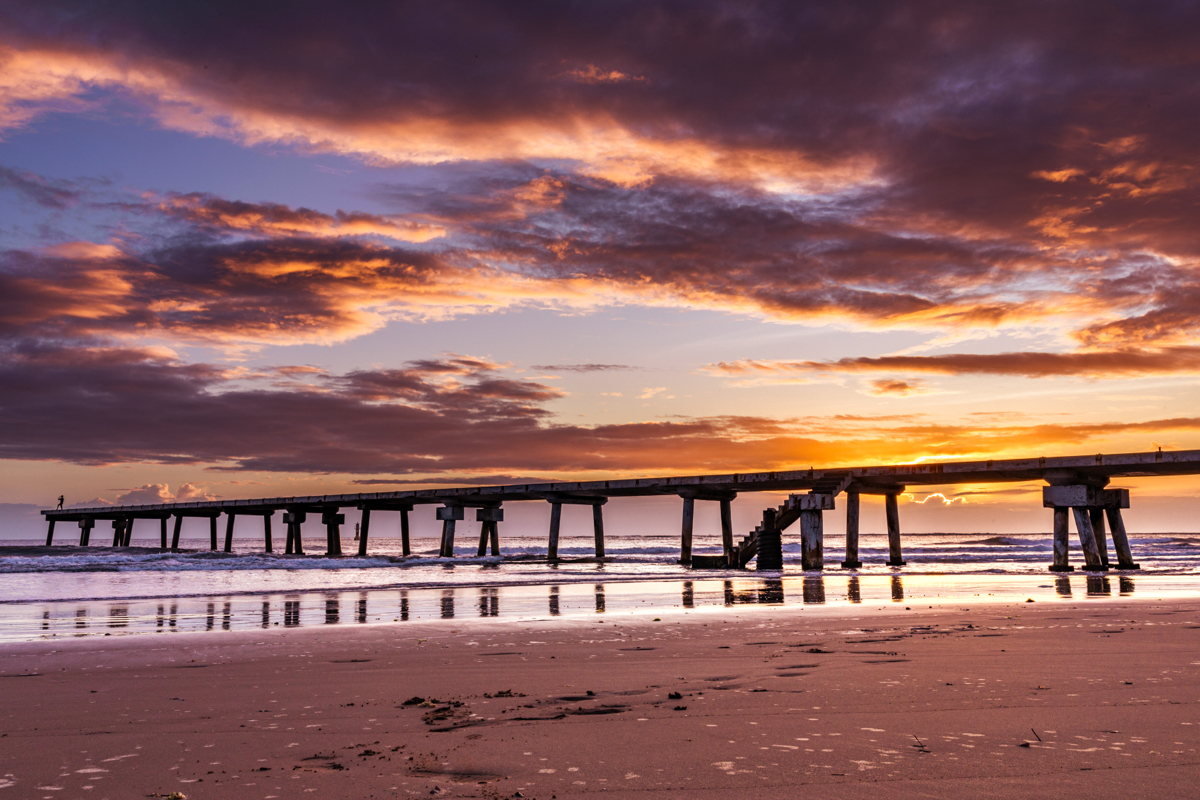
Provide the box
[0,532,1196,642]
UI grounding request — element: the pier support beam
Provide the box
[263,513,273,553]
[111,518,123,547]
[676,489,737,568]
[209,516,218,550]
[224,513,236,552]
[159,517,168,549]
[680,496,695,566]
[476,506,503,556]
[756,508,783,571]
[594,504,606,558]
[794,493,835,571]
[45,518,55,546]
[1090,507,1110,567]
[1043,485,1130,572]
[547,502,562,561]
[540,494,608,561]
[283,510,306,555]
[842,491,862,568]
[400,506,411,556]
[78,517,94,546]
[1050,507,1073,571]
[437,505,464,557]
[358,507,371,557]
[800,509,824,570]
[1105,507,1139,569]
[172,515,184,550]
[1072,507,1107,571]
[885,493,905,567]
[720,499,733,565]
[322,510,344,556]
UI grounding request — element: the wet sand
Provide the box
[3,597,1200,799]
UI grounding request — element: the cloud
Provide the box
[707,347,1200,380]
[0,165,80,208]
[866,378,932,396]
[114,483,173,505]
[531,363,635,372]
[3,342,1199,478]
[156,193,445,242]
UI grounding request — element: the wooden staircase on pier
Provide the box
[723,472,853,568]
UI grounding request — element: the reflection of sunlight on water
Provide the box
[8,572,1200,643]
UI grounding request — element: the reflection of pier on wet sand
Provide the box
[12,573,1150,641]
[39,449,1200,573]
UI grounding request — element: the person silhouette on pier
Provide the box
[56,495,64,510]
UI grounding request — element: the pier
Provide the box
[39,449,1200,572]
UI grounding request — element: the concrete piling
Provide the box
[223,513,236,553]
[885,493,905,567]
[437,505,463,557]
[593,504,606,558]
[680,496,695,566]
[1105,507,1139,569]
[547,502,562,561]
[1050,507,1072,571]
[800,509,823,570]
[842,491,862,568]
[358,507,371,557]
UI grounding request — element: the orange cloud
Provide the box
[156,194,445,242]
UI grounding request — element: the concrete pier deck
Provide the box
[38,448,1200,573]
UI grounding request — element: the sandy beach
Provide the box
[3,595,1199,799]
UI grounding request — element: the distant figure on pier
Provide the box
[56,495,64,510]
[354,523,360,541]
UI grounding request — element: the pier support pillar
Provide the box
[1089,507,1110,567]
[476,507,503,556]
[209,516,218,550]
[885,493,905,566]
[1044,485,1130,572]
[283,510,306,554]
[263,514,273,554]
[400,506,411,556]
[1105,508,1139,569]
[159,517,168,549]
[322,511,345,556]
[756,508,783,571]
[680,496,695,566]
[1049,507,1073,571]
[45,518,55,546]
[842,491,862,568]
[224,513,236,553]
[547,502,562,561]
[593,504,606,558]
[123,517,135,547]
[171,515,184,549]
[800,509,824,571]
[358,507,371,557]
[78,517,94,546]
[1071,507,1107,571]
[111,518,124,547]
[437,505,464,557]
[720,499,733,565]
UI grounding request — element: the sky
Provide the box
[2,1,1199,537]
